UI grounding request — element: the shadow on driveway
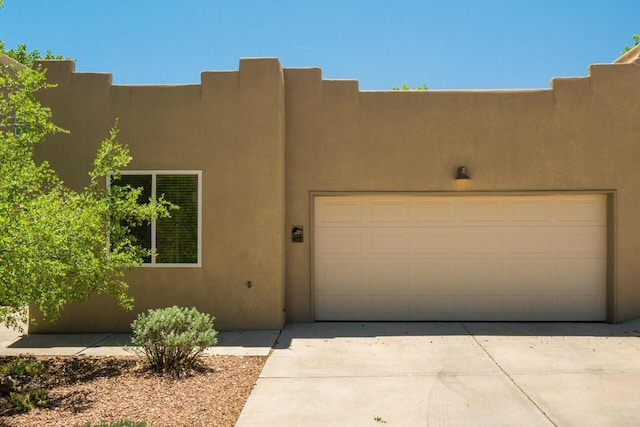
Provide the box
[274,319,640,348]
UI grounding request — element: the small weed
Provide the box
[1,389,48,413]
[374,416,388,423]
[0,358,45,377]
[0,357,48,414]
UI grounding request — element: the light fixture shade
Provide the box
[456,166,471,180]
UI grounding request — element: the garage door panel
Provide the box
[460,199,505,223]
[362,261,409,290]
[410,230,458,255]
[506,231,553,254]
[409,260,460,288]
[557,198,607,225]
[503,295,560,319]
[509,199,553,223]
[366,200,410,223]
[457,295,506,319]
[556,295,606,320]
[316,199,362,224]
[362,295,409,320]
[315,294,362,321]
[365,230,409,255]
[408,296,466,320]
[505,259,554,289]
[555,230,606,257]
[414,294,508,319]
[461,230,505,255]
[314,195,607,321]
[555,259,606,291]
[462,259,506,288]
[316,230,362,255]
[317,260,362,292]
[411,200,457,223]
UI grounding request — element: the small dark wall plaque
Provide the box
[292,226,304,243]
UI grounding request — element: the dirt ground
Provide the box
[0,355,266,427]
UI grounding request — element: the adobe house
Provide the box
[25,45,640,332]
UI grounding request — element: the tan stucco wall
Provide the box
[31,58,286,332]
[28,50,640,331]
[283,59,640,324]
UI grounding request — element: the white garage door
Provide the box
[314,194,607,321]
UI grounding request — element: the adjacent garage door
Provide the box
[314,194,607,321]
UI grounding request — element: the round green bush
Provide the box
[131,306,217,375]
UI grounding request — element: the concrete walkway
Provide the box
[237,319,640,427]
[0,326,278,357]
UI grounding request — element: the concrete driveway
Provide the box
[236,320,640,427]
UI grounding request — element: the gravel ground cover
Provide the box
[0,355,266,427]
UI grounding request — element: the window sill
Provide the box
[137,263,202,268]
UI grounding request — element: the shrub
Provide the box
[131,306,217,375]
[0,357,48,414]
[0,358,45,377]
[2,389,48,413]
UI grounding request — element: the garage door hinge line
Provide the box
[460,323,557,427]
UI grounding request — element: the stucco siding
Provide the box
[283,58,640,323]
[32,58,286,332]
[24,53,640,331]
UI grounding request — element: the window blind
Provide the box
[156,174,199,264]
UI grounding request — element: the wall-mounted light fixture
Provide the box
[456,166,471,180]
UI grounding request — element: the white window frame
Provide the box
[108,170,202,268]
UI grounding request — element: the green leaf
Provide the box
[0,62,168,330]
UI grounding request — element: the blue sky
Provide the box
[1,1,638,90]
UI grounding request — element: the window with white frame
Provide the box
[110,171,202,266]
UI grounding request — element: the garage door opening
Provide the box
[313,194,607,322]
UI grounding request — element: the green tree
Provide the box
[392,83,428,91]
[0,59,173,330]
[0,41,65,68]
[623,34,640,54]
